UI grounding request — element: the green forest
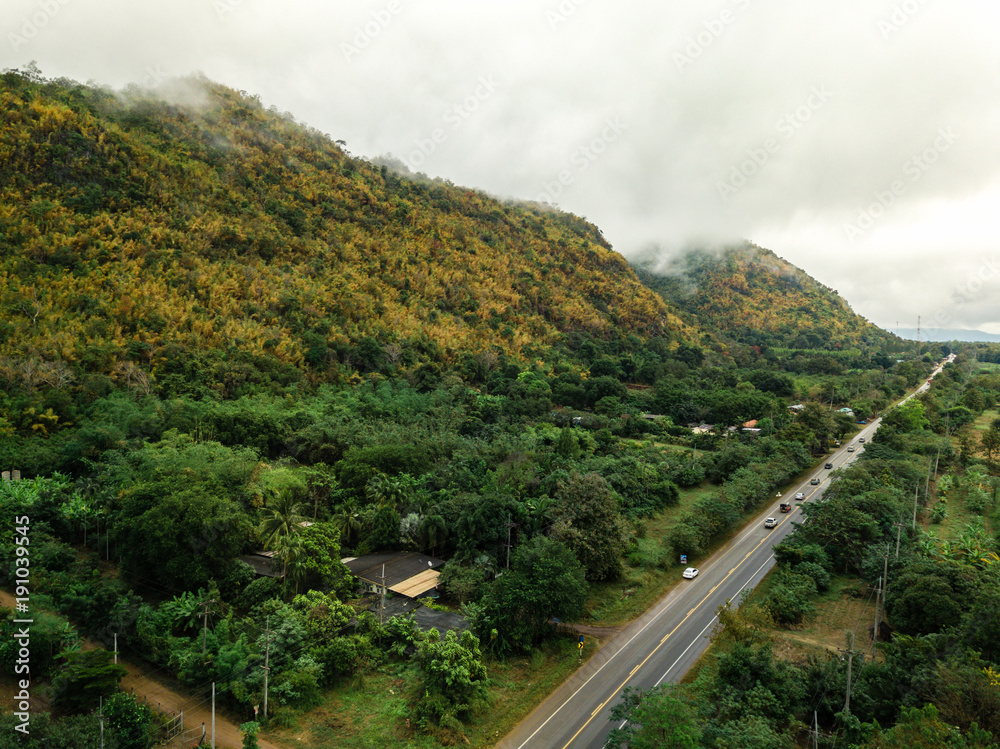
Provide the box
[1,67,999,749]
[636,243,897,351]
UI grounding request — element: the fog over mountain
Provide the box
[4,0,999,334]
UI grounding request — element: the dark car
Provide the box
[825,463,833,469]
[810,478,821,485]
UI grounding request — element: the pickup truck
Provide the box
[780,501,792,512]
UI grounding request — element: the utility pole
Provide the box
[871,575,881,660]
[504,514,517,570]
[211,682,216,749]
[912,483,920,529]
[201,595,216,656]
[379,564,387,625]
[872,553,888,661]
[99,696,105,749]
[113,632,118,664]
[262,616,271,720]
[840,632,856,716]
[813,711,819,749]
[895,522,903,559]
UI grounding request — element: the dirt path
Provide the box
[1,589,283,749]
[557,622,624,642]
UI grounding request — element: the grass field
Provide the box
[970,408,1000,432]
[678,575,875,688]
[769,577,877,664]
[926,408,1000,540]
[267,637,594,749]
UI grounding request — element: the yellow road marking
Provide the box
[560,542,770,747]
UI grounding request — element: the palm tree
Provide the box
[258,489,307,579]
[524,497,553,535]
[365,473,409,509]
[419,514,447,556]
[281,535,309,595]
[331,498,362,547]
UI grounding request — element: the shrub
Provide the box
[794,562,831,593]
[238,577,282,612]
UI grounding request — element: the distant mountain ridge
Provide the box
[633,243,897,351]
[896,328,1000,343]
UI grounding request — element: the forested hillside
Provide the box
[635,242,898,351]
[0,68,694,392]
[5,66,990,749]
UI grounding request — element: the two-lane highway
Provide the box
[496,364,948,749]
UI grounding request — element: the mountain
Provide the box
[896,328,1000,343]
[0,70,697,388]
[633,242,897,351]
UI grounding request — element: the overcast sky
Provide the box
[5,0,1000,335]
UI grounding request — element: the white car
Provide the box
[847,446,856,452]
[764,517,777,528]
[794,492,805,500]
[682,567,699,579]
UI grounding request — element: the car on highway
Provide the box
[810,477,821,485]
[682,567,699,579]
[858,437,866,443]
[764,517,777,528]
[794,492,805,500]
[825,462,833,469]
[780,501,792,512]
[847,446,856,452]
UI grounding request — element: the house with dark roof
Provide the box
[238,550,280,578]
[374,596,469,635]
[239,522,315,579]
[342,551,446,599]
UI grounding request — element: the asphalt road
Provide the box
[496,360,951,749]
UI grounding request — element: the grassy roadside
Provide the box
[678,574,875,691]
[581,453,842,626]
[265,637,596,749]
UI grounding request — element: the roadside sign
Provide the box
[680,554,687,564]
